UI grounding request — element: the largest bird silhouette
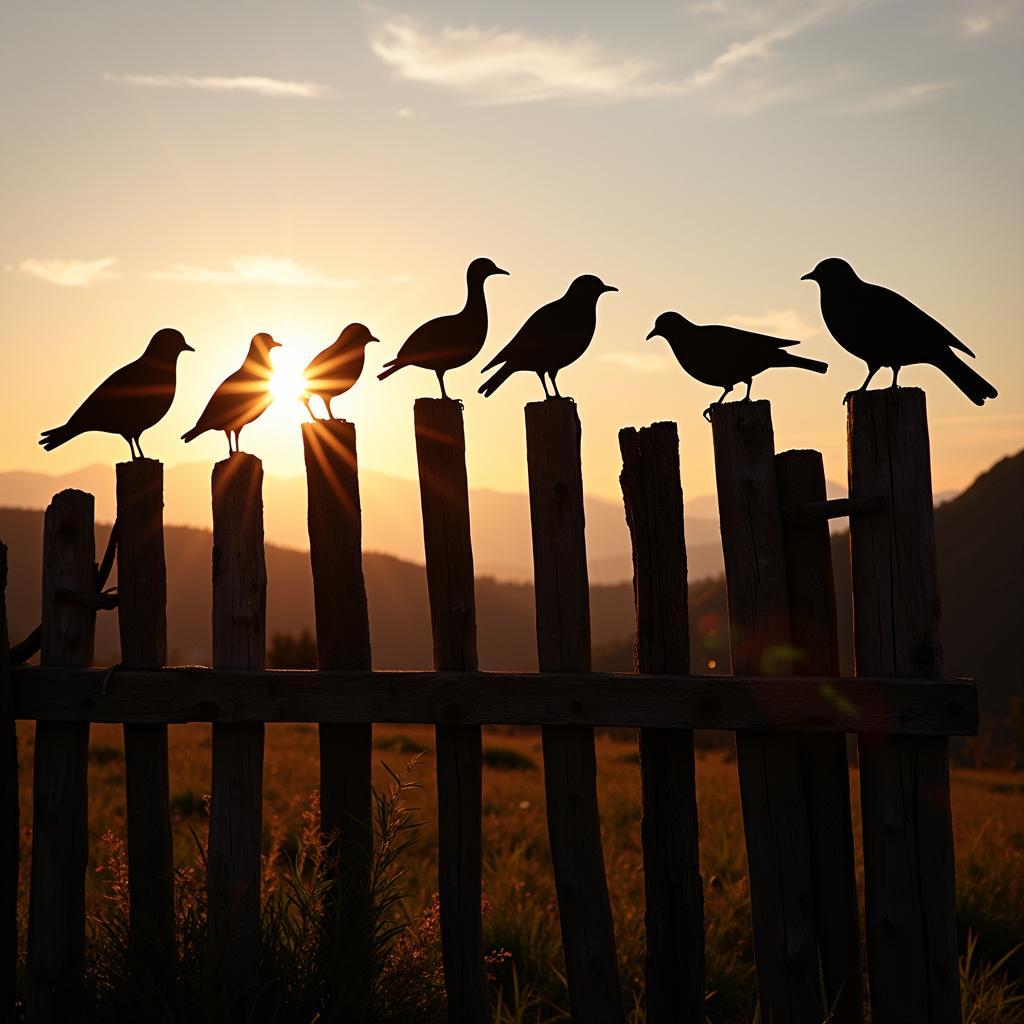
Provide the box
[647,312,828,420]
[479,274,617,399]
[377,257,508,399]
[39,327,194,460]
[302,323,378,420]
[802,258,997,405]
[181,332,280,455]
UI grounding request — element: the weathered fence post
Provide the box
[116,459,175,981]
[414,398,490,1024]
[0,545,17,1017]
[776,450,862,1024]
[619,422,704,1023]
[300,420,373,1014]
[208,455,266,1005]
[525,398,625,1024]
[710,402,821,1022]
[847,388,960,1023]
[26,490,96,1023]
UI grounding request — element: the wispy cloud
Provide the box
[597,351,676,373]
[20,257,118,287]
[960,3,1018,36]
[102,72,329,99]
[727,309,821,339]
[848,80,956,113]
[146,256,358,288]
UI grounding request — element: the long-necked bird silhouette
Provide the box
[181,332,280,455]
[802,258,998,405]
[377,257,508,399]
[479,274,616,399]
[39,327,194,459]
[302,323,378,420]
[646,312,828,421]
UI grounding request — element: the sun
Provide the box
[268,347,309,405]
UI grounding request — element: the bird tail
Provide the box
[38,423,78,451]
[779,353,829,374]
[478,364,514,398]
[935,349,998,406]
[377,362,402,382]
[180,425,204,444]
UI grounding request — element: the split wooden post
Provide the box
[847,388,960,1023]
[710,402,821,1022]
[26,490,96,1023]
[208,455,267,1004]
[776,450,862,1024]
[301,420,373,1014]
[116,459,175,981]
[525,399,625,1024]
[414,398,490,1024]
[618,422,704,1022]
[0,545,17,1017]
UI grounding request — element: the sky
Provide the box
[1,0,1021,506]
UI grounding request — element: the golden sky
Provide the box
[1,1,1021,502]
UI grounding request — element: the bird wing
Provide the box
[188,363,256,432]
[64,357,149,430]
[481,299,562,371]
[392,312,461,365]
[864,283,976,357]
[708,324,800,353]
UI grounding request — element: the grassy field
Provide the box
[12,721,1024,1022]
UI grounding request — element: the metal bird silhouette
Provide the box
[302,323,378,420]
[479,274,616,399]
[646,312,828,421]
[181,333,280,455]
[378,257,508,399]
[802,258,997,405]
[39,327,194,460]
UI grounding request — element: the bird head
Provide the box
[338,323,380,347]
[801,258,857,286]
[468,257,509,281]
[150,327,195,355]
[570,275,618,300]
[645,311,689,342]
[249,332,282,365]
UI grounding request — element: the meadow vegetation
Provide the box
[12,721,1024,1022]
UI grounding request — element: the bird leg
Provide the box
[436,371,450,401]
[302,397,317,422]
[550,373,563,399]
[326,399,336,420]
[135,437,146,459]
[225,431,234,457]
[124,436,137,461]
[743,380,752,402]
[891,366,901,388]
[537,372,552,399]
[843,366,879,405]
[703,386,733,422]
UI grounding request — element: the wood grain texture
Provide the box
[526,399,625,1024]
[302,419,373,1015]
[619,422,704,1023]
[11,668,976,734]
[0,545,17,1018]
[27,489,96,1024]
[415,399,489,1024]
[208,455,266,1003]
[777,450,862,1024]
[847,388,961,1024]
[710,402,821,1023]
[116,459,175,983]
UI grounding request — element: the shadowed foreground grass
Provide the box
[12,722,1024,1022]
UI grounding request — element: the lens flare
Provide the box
[268,347,308,404]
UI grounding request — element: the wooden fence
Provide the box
[1,388,976,1023]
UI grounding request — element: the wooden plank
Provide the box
[710,401,821,1023]
[12,668,977,734]
[26,489,96,1023]
[0,545,18,1017]
[781,495,884,522]
[116,459,176,983]
[415,398,490,1024]
[526,399,625,1024]
[776,450,862,1024]
[301,419,373,1015]
[208,454,266,1004]
[619,422,704,1022]
[847,388,961,1023]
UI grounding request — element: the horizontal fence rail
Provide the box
[11,667,977,733]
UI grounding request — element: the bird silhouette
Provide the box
[39,327,194,460]
[377,257,508,399]
[802,258,997,405]
[479,274,616,399]
[181,333,280,455]
[302,323,378,420]
[646,312,828,421]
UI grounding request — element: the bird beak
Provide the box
[369,336,380,343]
[183,342,195,352]
[602,285,618,293]
[645,329,658,341]
[493,267,510,276]
[800,271,814,281]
